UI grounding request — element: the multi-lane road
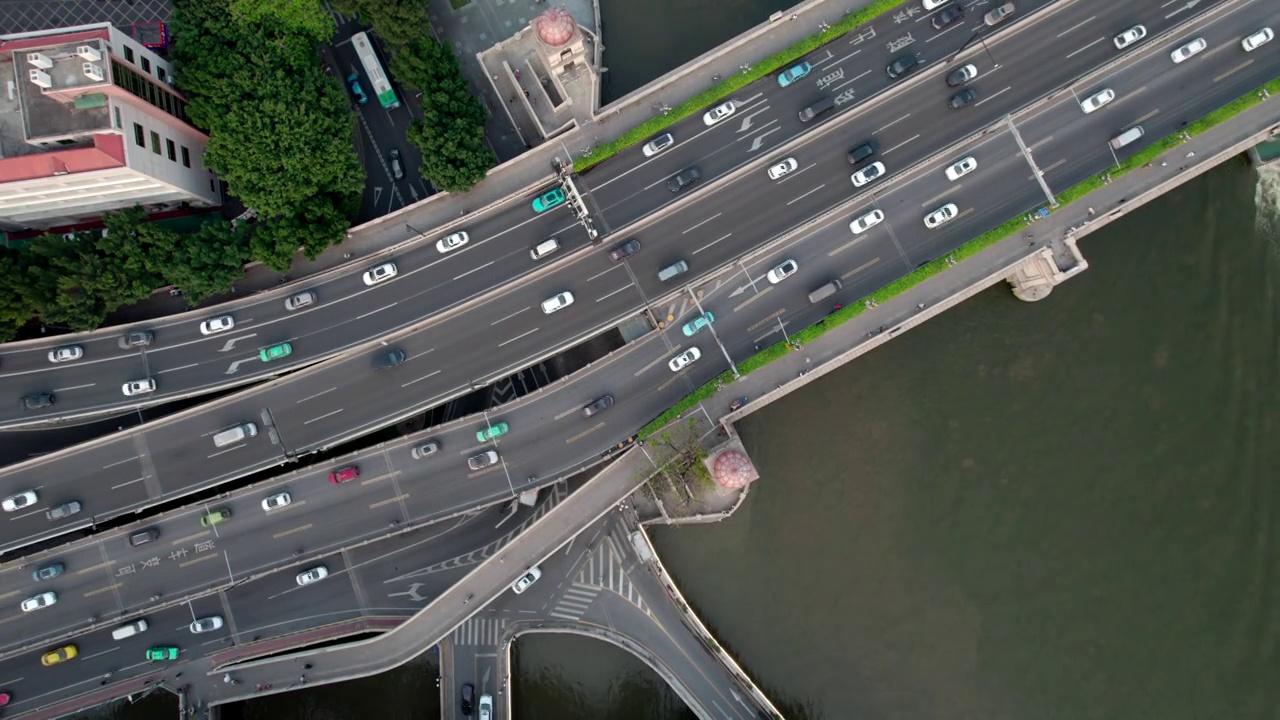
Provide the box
[6,0,1272,560]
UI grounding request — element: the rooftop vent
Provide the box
[28,68,52,89]
[76,45,102,62]
[82,63,104,82]
[26,52,53,69]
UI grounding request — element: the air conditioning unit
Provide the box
[28,69,52,89]
[82,63,104,82]
[76,45,102,62]
[26,52,53,69]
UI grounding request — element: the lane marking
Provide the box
[1030,158,1066,180]
[296,387,337,404]
[829,235,867,256]
[273,523,313,539]
[101,456,138,469]
[926,22,966,43]
[1056,15,1096,37]
[110,477,145,490]
[497,327,539,348]
[732,287,773,314]
[1029,135,1055,152]
[566,423,605,444]
[693,233,733,255]
[1133,108,1161,124]
[83,583,121,599]
[402,369,442,387]
[974,87,1011,107]
[842,257,882,280]
[170,531,210,546]
[1066,37,1107,60]
[355,303,398,321]
[155,363,198,374]
[595,284,634,303]
[876,113,911,134]
[490,307,529,326]
[881,134,919,156]
[369,494,408,510]
[682,213,723,235]
[53,383,95,392]
[304,409,343,426]
[1214,59,1253,83]
[585,264,625,283]
[786,184,827,206]
[178,553,222,569]
[453,261,495,282]
[746,308,786,334]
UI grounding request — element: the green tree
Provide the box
[0,249,33,340]
[328,0,428,48]
[229,0,334,42]
[161,222,251,304]
[392,38,495,192]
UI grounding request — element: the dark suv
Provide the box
[847,140,878,165]
[461,683,475,715]
[949,87,979,109]
[931,5,963,29]
[609,239,640,262]
[373,349,406,370]
[667,167,701,193]
[886,53,919,79]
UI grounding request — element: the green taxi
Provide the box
[146,647,178,662]
[258,342,292,362]
[476,422,509,442]
[532,187,566,213]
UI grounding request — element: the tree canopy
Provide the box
[328,0,430,49]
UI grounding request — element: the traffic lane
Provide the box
[222,552,362,642]
[266,260,651,452]
[146,408,288,498]
[181,592,235,652]
[0,547,127,656]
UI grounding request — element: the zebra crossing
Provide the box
[452,615,508,646]
[549,526,649,621]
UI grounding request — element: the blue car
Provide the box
[532,187,567,213]
[346,73,368,105]
[777,62,812,88]
[682,312,715,337]
[32,562,64,582]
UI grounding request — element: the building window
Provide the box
[166,139,176,161]
[141,57,151,73]
[113,107,121,129]
[181,146,191,168]
[124,46,134,63]
[56,139,76,146]
[210,179,216,192]
[157,66,166,82]
[133,123,145,147]
[150,131,161,154]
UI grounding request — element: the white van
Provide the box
[530,237,560,260]
[213,422,258,448]
[111,618,149,640]
[808,280,842,304]
[1109,126,1144,150]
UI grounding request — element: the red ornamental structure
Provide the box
[535,6,576,47]
[712,450,753,489]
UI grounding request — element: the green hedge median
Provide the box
[638,75,1280,439]
[573,0,908,172]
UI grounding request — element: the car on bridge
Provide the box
[2,490,37,512]
[285,290,317,311]
[767,259,799,284]
[767,157,798,180]
[984,2,1014,26]
[297,566,328,586]
[46,501,81,521]
[642,133,674,157]
[702,100,736,126]
[945,156,978,181]
[682,312,714,337]
[22,393,54,410]
[200,508,231,527]
[411,440,440,459]
[511,566,542,594]
[189,616,223,634]
[947,64,977,87]
[932,5,962,29]
[262,492,291,511]
[924,203,959,229]
[41,645,76,666]
[1170,37,1207,64]
[608,239,640,262]
[949,87,979,109]
[118,330,153,349]
[581,395,614,418]
[477,422,509,442]
[468,450,499,471]
[122,378,156,396]
[48,344,83,363]
[259,342,292,363]
[199,315,235,335]
[363,261,398,286]
[851,161,885,187]
[436,231,469,253]
[1242,28,1273,52]
[668,347,701,372]
[532,187,567,213]
[329,466,360,484]
[146,647,179,662]
[479,694,493,720]
[21,591,56,612]
[1113,24,1146,50]
[1079,88,1115,114]
[461,683,474,715]
[32,562,63,582]
[540,291,575,314]
[849,209,885,235]
[776,62,811,87]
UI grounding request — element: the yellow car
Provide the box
[42,645,77,666]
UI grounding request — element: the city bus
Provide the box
[350,31,400,110]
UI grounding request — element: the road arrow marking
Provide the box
[1166,0,1200,18]
[388,583,430,602]
[748,127,780,152]
[737,107,768,133]
[373,186,383,205]
[217,334,257,353]
[224,359,251,375]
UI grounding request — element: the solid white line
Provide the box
[80,647,119,661]
[594,284,633,303]
[296,387,337,404]
[829,48,861,65]
[927,22,966,43]
[53,383,95,392]
[974,87,1011,107]
[881,134,919,156]
[452,261,494,281]
[401,370,441,387]
[304,409,343,426]
[876,113,911,134]
[682,213,723,235]
[490,308,528,326]
[1066,37,1106,59]
[585,264,625,282]
[355,302,398,320]
[786,184,827,206]
[101,456,138,469]
[498,327,539,348]
[829,68,871,92]
[110,477,145,490]
[693,233,733,255]
[207,445,244,459]
[1057,15,1096,37]
[155,363,197,374]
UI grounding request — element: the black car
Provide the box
[846,140,878,165]
[949,87,979,109]
[581,395,615,418]
[886,53,919,79]
[461,683,474,715]
[373,349,407,369]
[667,167,701,193]
[609,239,640,262]
[21,393,54,410]
[931,5,963,29]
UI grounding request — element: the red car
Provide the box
[329,466,359,484]
[0,690,10,706]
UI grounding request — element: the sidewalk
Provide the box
[101,0,881,327]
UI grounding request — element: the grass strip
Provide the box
[637,75,1280,438]
[573,0,908,172]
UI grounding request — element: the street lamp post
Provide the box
[405,223,423,237]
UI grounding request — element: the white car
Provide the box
[436,231,468,254]
[851,161,885,187]
[21,591,57,612]
[3,490,38,512]
[767,157,798,180]
[766,259,798,284]
[511,566,542,594]
[362,262,398,286]
[668,347,701,372]
[189,616,223,634]
[702,101,736,126]
[296,566,329,586]
[261,492,291,511]
[479,694,493,720]
[48,345,83,363]
[1170,37,1207,63]
[1079,88,1115,114]
[922,0,950,8]
[849,209,885,235]
[642,133,674,157]
[540,291,575,314]
[122,378,156,396]
[944,156,977,181]
[1242,27,1273,52]
[1113,25,1147,50]
[199,315,234,335]
[924,203,959,229]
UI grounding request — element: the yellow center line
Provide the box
[179,553,223,569]
[368,494,409,510]
[83,583,121,599]
[468,466,504,478]
[566,423,605,444]
[170,531,210,547]
[272,523,313,540]
[74,563,110,576]
[746,308,786,334]
[1214,59,1253,82]
[1133,108,1160,125]
[1028,134,1054,152]
[841,257,882,280]
[731,285,773,314]
[0,590,21,602]
[635,349,679,377]
[1029,158,1066,181]
[359,472,392,486]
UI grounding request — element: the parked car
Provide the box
[1113,24,1147,50]
[189,616,223,634]
[767,157,799,180]
[581,395,614,418]
[347,73,368,104]
[436,231,469,253]
[766,259,798,285]
[851,161,885,187]
[946,64,978,87]
[476,422,510,442]
[924,203,960,229]
[776,62,811,87]
[511,566,542,594]
[468,450,500,471]
[702,100,736,126]
[682,312,714,337]
[48,345,83,363]
[199,315,234,335]
[642,133,674,157]
[668,347,701,372]
[849,209,885,235]
[532,187,567,212]
[389,149,404,179]
[362,261,398,286]
[1170,37,1207,63]
[329,466,360,484]
[608,239,640,261]
[944,156,978,181]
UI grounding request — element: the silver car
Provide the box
[122,378,157,396]
[285,290,317,311]
[189,616,223,634]
[261,492,291,511]
[411,440,441,459]
[48,345,83,363]
[21,591,57,612]
[468,450,500,471]
[924,203,960,229]
[668,347,701,372]
[436,231,469,254]
[362,262,398,286]
[642,133,674,157]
